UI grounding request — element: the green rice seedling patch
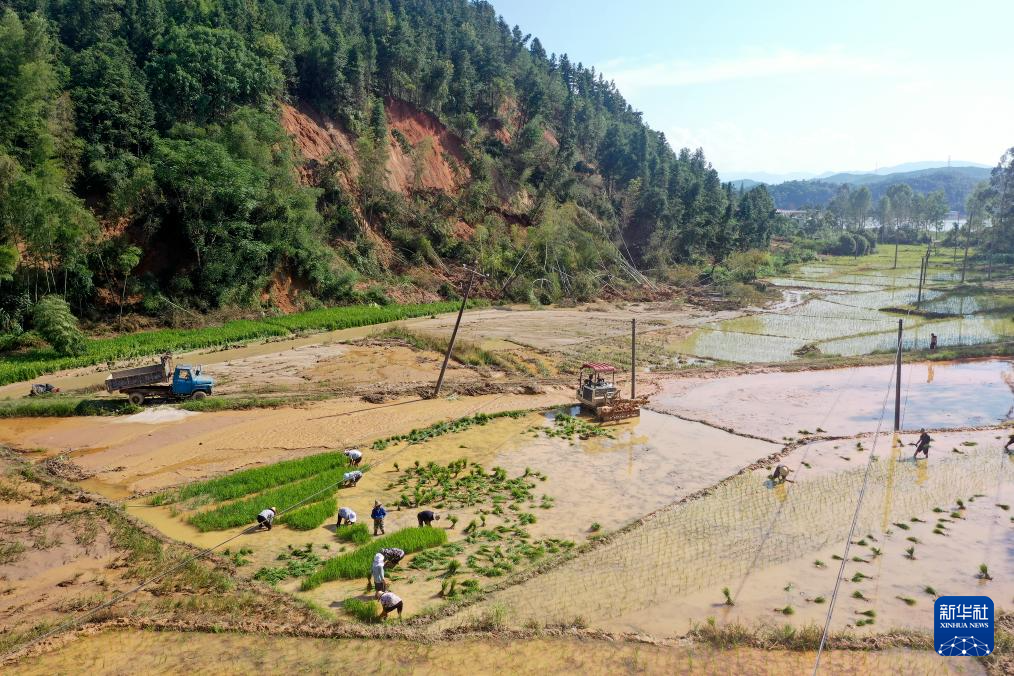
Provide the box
[335,523,371,545]
[371,411,528,450]
[0,301,470,387]
[153,452,352,505]
[409,543,465,571]
[278,498,336,531]
[187,467,352,531]
[536,413,613,441]
[302,527,448,589]
[343,597,380,623]
[253,544,323,584]
[388,459,544,510]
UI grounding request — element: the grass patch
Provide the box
[0,398,140,418]
[371,411,528,451]
[0,540,26,564]
[177,396,314,412]
[376,325,514,371]
[302,527,448,589]
[0,302,472,387]
[153,451,352,505]
[336,523,371,545]
[187,467,353,532]
[278,498,336,531]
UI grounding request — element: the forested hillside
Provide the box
[767,166,990,213]
[0,0,781,332]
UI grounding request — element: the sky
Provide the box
[492,0,1014,179]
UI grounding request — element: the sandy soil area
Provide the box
[0,389,574,496]
[12,629,981,675]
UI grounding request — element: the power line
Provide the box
[812,344,899,673]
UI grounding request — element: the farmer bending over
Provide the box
[371,501,387,536]
[417,510,440,527]
[379,591,403,620]
[336,506,357,527]
[343,470,364,487]
[344,448,363,467]
[255,506,277,531]
[379,547,405,568]
[1005,433,1014,453]
[768,465,793,484]
[914,429,932,459]
[371,551,386,595]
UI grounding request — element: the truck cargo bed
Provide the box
[105,360,171,392]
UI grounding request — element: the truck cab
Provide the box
[171,365,214,398]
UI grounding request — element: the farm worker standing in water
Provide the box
[914,429,932,459]
[371,551,386,595]
[417,510,440,527]
[343,470,363,487]
[255,506,276,531]
[344,448,363,466]
[379,591,403,620]
[768,465,793,484]
[371,501,387,535]
[1005,433,1014,453]
[336,506,357,527]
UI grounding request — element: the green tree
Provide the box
[146,25,285,127]
[33,295,86,355]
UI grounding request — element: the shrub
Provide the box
[32,296,86,356]
[279,498,336,531]
[302,527,448,589]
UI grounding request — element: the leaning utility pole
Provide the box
[630,318,637,399]
[894,319,903,432]
[916,248,929,308]
[433,264,484,398]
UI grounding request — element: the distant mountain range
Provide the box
[723,161,992,185]
[723,164,993,214]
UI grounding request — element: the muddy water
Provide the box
[437,431,1014,637]
[0,389,573,495]
[11,630,981,675]
[654,360,1014,441]
[123,410,778,620]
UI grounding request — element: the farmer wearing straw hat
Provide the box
[371,501,387,535]
[255,506,277,530]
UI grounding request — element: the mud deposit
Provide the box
[12,630,980,675]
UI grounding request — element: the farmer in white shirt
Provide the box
[379,591,403,620]
[343,470,364,487]
[371,551,386,595]
[344,448,363,467]
[255,507,276,531]
[336,506,357,527]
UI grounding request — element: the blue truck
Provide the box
[105,354,214,406]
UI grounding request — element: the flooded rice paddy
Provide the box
[121,409,777,619]
[654,359,1014,440]
[673,250,1012,363]
[435,431,1014,637]
[13,630,981,675]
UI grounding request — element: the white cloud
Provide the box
[602,48,888,91]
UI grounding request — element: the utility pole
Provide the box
[630,318,636,399]
[433,264,484,398]
[894,319,903,432]
[916,248,929,308]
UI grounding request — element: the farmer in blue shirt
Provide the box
[371,501,387,536]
